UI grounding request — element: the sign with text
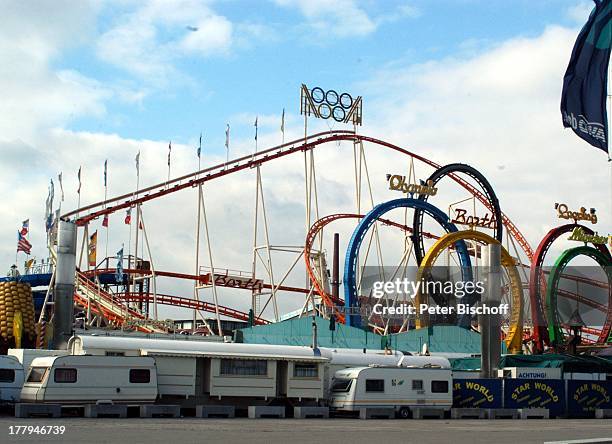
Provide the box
[453,379,502,409]
[567,380,612,417]
[504,379,565,417]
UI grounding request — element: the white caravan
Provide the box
[68,335,449,402]
[20,356,158,404]
[8,349,68,374]
[329,366,453,418]
[0,355,25,404]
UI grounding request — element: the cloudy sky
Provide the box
[1,0,609,322]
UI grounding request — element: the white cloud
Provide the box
[96,0,236,83]
[274,0,377,37]
[566,1,594,24]
[273,0,420,38]
[358,24,610,259]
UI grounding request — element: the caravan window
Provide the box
[130,369,151,383]
[412,380,423,390]
[220,359,267,376]
[431,380,449,393]
[27,367,47,383]
[54,368,77,383]
[0,369,15,383]
[331,379,353,392]
[294,363,318,378]
[365,379,384,392]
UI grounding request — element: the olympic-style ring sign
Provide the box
[529,223,612,352]
[343,198,472,328]
[546,245,612,346]
[308,87,356,122]
[416,230,524,354]
[412,163,503,265]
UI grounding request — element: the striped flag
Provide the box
[102,214,109,228]
[20,220,29,236]
[17,231,32,255]
[125,207,132,225]
[104,159,108,187]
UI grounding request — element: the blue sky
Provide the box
[59,0,593,146]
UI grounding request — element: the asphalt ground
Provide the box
[1,418,612,444]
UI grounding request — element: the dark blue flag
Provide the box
[561,0,612,155]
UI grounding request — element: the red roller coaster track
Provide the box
[62,130,533,261]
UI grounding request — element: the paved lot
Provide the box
[1,418,612,444]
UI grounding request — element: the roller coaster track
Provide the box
[115,293,269,325]
[61,131,532,261]
[74,271,159,333]
[303,213,441,322]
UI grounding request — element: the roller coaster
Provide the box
[8,128,610,353]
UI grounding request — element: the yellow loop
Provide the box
[415,230,523,354]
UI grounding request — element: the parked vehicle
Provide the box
[329,365,453,418]
[20,355,158,404]
[0,355,24,404]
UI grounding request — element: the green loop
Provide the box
[546,245,612,345]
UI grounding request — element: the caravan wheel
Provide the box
[398,407,410,419]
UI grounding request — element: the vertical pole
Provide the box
[481,243,502,378]
[200,188,223,336]
[194,169,202,333]
[53,220,77,349]
[332,233,340,300]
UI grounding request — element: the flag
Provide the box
[168,141,172,167]
[254,116,258,141]
[281,108,285,134]
[46,212,54,233]
[77,166,82,194]
[135,151,140,174]
[225,124,230,150]
[561,0,612,154]
[58,172,64,201]
[88,231,97,267]
[104,159,108,187]
[17,231,32,255]
[49,179,54,205]
[115,246,124,282]
[125,207,132,225]
[20,220,29,236]
[102,214,109,228]
[197,132,202,158]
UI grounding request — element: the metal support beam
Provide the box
[53,220,77,349]
[481,243,502,378]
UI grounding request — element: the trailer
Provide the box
[0,355,24,404]
[329,366,453,418]
[65,335,450,406]
[20,355,158,404]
